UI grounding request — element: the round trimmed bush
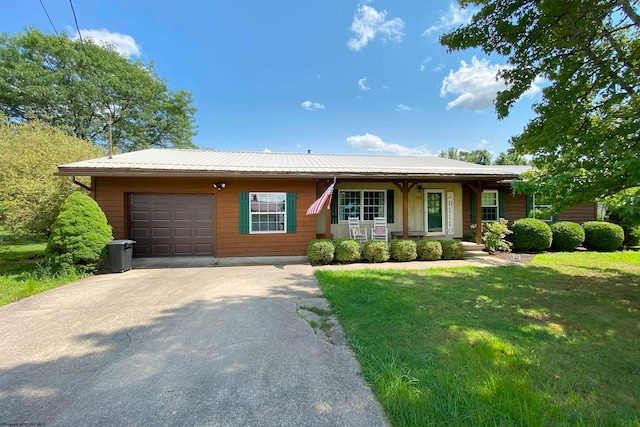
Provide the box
[582,221,624,252]
[550,221,585,251]
[390,239,417,262]
[439,240,465,260]
[624,225,640,248]
[45,192,113,273]
[363,240,390,263]
[334,239,362,263]
[509,218,552,252]
[307,239,335,265]
[417,240,443,261]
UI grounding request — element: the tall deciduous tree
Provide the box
[440,0,640,222]
[0,28,197,152]
[0,115,105,236]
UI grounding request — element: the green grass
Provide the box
[316,252,640,426]
[0,226,82,306]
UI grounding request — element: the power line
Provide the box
[38,0,58,36]
[69,0,83,44]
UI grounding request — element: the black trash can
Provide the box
[107,240,136,273]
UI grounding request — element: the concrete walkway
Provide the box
[0,264,389,426]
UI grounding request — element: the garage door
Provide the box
[128,194,214,257]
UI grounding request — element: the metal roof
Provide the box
[56,148,521,180]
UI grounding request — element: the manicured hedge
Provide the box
[45,192,113,273]
[510,218,552,252]
[582,221,624,252]
[335,239,362,263]
[363,240,390,263]
[439,240,465,260]
[417,240,442,261]
[307,239,335,265]
[550,221,585,251]
[390,239,417,262]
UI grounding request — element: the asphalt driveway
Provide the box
[0,264,389,426]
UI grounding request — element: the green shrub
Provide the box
[509,218,552,252]
[390,239,417,262]
[482,218,512,253]
[439,240,465,260]
[45,192,113,273]
[307,239,335,265]
[417,240,442,261]
[550,221,585,251]
[334,239,362,263]
[582,221,624,252]
[363,240,390,263]
[624,225,640,248]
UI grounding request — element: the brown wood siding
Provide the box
[557,203,597,223]
[94,177,316,257]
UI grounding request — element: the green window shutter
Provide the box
[470,191,476,222]
[386,189,394,223]
[526,195,534,218]
[498,190,506,218]
[286,192,296,233]
[239,192,249,234]
[330,191,338,224]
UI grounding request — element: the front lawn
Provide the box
[0,226,81,306]
[316,252,640,426]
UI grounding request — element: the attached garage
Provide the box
[128,193,214,257]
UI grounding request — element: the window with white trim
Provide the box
[249,192,286,233]
[532,195,554,222]
[338,190,385,222]
[481,190,499,222]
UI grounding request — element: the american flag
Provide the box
[306,180,336,215]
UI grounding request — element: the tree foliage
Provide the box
[0,28,197,152]
[439,147,493,165]
[440,1,640,221]
[0,115,104,236]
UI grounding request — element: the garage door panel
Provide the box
[129,194,214,257]
[174,227,191,237]
[131,227,149,239]
[174,211,192,221]
[152,228,170,238]
[195,227,212,237]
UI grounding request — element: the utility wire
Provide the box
[39,0,58,36]
[69,0,83,44]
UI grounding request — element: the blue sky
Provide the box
[1,0,543,158]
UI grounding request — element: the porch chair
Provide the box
[371,217,388,242]
[348,217,368,244]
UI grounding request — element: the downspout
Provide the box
[72,176,92,192]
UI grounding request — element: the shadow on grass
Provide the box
[316,263,640,425]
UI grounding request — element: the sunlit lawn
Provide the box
[316,252,640,426]
[0,226,81,306]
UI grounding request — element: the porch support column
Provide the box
[393,181,417,239]
[325,180,333,240]
[468,182,484,245]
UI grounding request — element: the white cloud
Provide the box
[301,100,325,111]
[346,133,431,156]
[419,57,432,72]
[358,77,371,91]
[423,3,475,37]
[478,139,489,148]
[440,56,541,111]
[263,148,272,153]
[347,4,405,51]
[381,85,389,90]
[397,104,415,112]
[74,28,141,57]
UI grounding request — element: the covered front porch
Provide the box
[313,178,501,244]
